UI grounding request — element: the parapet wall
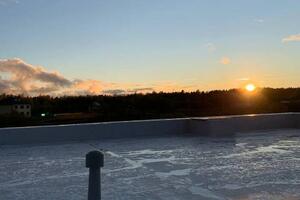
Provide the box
[0,118,188,145]
[188,113,298,137]
[0,113,299,145]
[293,113,300,129]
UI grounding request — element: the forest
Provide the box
[1,87,300,127]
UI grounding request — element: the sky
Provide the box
[0,0,300,95]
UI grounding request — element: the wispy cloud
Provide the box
[205,43,216,52]
[102,89,126,96]
[0,58,197,96]
[0,0,19,6]
[237,78,250,81]
[99,88,154,96]
[254,18,264,23]
[282,34,300,43]
[220,57,231,65]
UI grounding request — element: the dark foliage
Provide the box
[1,88,300,127]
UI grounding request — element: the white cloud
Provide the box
[220,57,231,65]
[0,58,72,95]
[282,34,300,43]
[0,58,197,96]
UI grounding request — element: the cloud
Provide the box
[205,43,216,52]
[0,59,71,87]
[254,19,264,23]
[127,87,154,93]
[0,58,198,96]
[282,34,300,43]
[102,88,154,96]
[102,89,126,96]
[0,0,18,6]
[0,78,11,93]
[237,78,250,81]
[0,58,72,95]
[72,80,103,95]
[220,57,231,65]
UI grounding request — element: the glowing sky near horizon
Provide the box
[0,0,300,95]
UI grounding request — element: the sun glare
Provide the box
[245,84,256,92]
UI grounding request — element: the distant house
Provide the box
[0,103,32,118]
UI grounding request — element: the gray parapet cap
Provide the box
[86,151,104,168]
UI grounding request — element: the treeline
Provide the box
[1,87,300,127]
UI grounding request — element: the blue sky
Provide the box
[0,0,300,95]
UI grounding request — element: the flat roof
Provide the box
[1,129,300,200]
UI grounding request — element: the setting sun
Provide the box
[245,84,256,92]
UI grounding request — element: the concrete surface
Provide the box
[1,129,300,200]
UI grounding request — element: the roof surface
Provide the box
[1,129,300,200]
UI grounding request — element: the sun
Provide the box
[245,83,256,92]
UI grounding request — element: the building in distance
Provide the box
[0,102,31,118]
